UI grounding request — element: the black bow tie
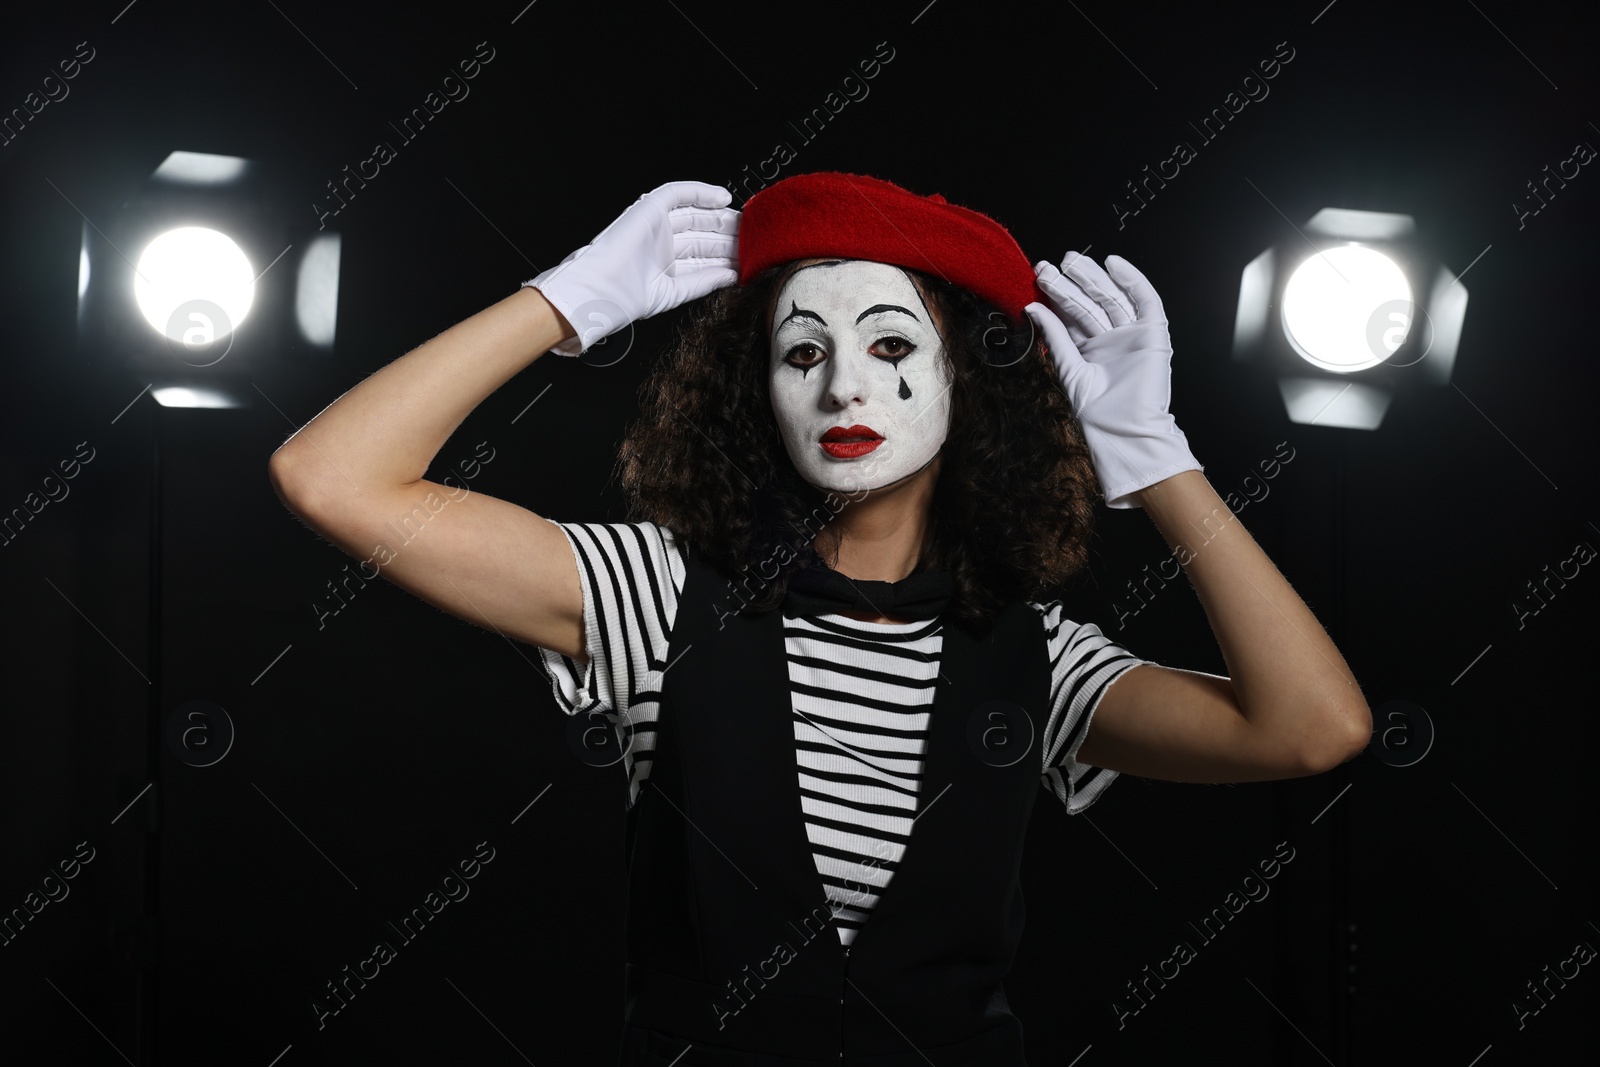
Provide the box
[784,560,954,619]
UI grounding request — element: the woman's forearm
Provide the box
[1133,469,1371,760]
[270,286,569,500]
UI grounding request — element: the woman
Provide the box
[269,173,1371,1065]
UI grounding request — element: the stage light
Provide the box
[1281,245,1412,373]
[133,226,255,343]
[1233,208,1469,431]
[77,149,342,407]
[69,148,346,1060]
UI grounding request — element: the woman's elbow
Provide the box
[1300,700,1373,775]
[268,444,330,519]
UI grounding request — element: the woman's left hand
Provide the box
[1026,253,1203,508]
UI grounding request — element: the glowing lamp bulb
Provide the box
[1281,245,1413,373]
[133,227,255,344]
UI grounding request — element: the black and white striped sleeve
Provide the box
[1030,601,1149,815]
[536,520,685,807]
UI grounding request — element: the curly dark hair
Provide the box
[614,260,1102,628]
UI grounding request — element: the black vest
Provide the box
[617,545,1053,1066]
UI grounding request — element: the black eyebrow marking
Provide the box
[855,303,919,325]
[777,300,828,330]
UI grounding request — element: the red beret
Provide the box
[737,171,1038,319]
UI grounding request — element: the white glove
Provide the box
[524,180,741,356]
[1025,253,1202,508]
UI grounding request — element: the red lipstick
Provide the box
[819,424,884,459]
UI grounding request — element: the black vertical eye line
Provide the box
[777,298,830,380]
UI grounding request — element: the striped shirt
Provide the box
[536,520,1148,946]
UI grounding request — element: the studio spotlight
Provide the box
[66,146,345,1066]
[1233,208,1469,430]
[77,149,341,407]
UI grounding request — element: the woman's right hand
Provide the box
[526,180,741,356]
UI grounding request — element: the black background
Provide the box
[1,1,1596,1064]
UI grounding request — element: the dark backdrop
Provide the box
[2,1,1595,1064]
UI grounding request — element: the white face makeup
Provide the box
[768,260,953,495]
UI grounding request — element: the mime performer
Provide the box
[270,171,1372,1066]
